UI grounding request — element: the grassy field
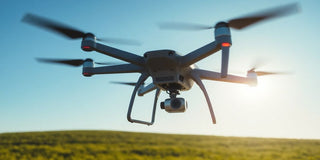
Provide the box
[0,130,319,160]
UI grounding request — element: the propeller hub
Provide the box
[214,21,229,28]
[84,58,93,62]
[83,33,96,40]
[248,68,256,73]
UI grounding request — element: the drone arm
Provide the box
[180,41,221,67]
[83,64,144,76]
[138,83,158,96]
[190,71,216,124]
[221,45,230,78]
[84,41,145,66]
[127,73,160,125]
[151,88,161,124]
[192,69,256,85]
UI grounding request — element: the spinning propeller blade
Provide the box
[36,58,87,67]
[248,66,291,77]
[228,3,299,30]
[37,58,117,67]
[22,13,141,45]
[94,62,120,65]
[158,3,299,31]
[255,71,288,76]
[22,13,85,39]
[111,81,144,86]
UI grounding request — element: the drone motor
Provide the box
[81,33,96,51]
[82,59,94,77]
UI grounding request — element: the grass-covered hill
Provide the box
[0,130,319,160]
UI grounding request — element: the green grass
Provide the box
[0,130,319,160]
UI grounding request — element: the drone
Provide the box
[22,3,299,125]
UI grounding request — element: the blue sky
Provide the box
[1,0,319,139]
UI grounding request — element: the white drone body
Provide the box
[23,3,299,125]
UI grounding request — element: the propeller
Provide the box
[36,58,117,67]
[111,81,144,86]
[247,60,291,76]
[248,68,290,76]
[159,3,299,31]
[94,62,120,65]
[22,13,141,45]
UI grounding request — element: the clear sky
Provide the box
[1,0,319,139]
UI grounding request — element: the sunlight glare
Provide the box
[235,78,272,104]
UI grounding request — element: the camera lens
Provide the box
[160,102,165,109]
[170,98,181,109]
